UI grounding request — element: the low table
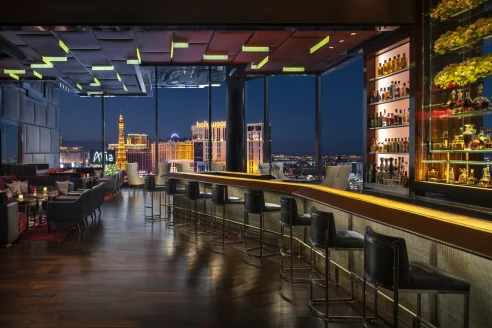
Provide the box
[18,198,37,230]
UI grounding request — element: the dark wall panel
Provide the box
[39,127,50,153]
[34,103,46,126]
[46,104,56,128]
[20,97,35,124]
[25,124,40,154]
[2,86,20,122]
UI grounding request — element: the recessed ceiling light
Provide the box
[4,69,25,74]
[203,54,229,60]
[310,36,330,54]
[283,67,305,72]
[59,40,69,53]
[42,56,67,62]
[350,32,357,35]
[33,71,43,79]
[329,46,334,49]
[31,62,53,68]
[339,40,344,43]
[92,65,114,71]
[250,64,258,70]
[89,83,99,87]
[9,73,19,80]
[242,45,269,52]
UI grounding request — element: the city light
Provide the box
[310,35,330,53]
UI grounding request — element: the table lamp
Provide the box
[43,186,47,194]
[18,194,23,201]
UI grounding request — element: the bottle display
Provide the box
[376,51,408,77]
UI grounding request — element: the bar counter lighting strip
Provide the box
[242,45,269,52]
[203,54,229,60]
[92,65,114,71]
[283,67,305,72]
[310,35,330,53]
[4,69,25,74]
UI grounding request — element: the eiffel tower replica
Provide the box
[115,113,127,170]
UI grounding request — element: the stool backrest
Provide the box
[185,181,200,200]
[244,188,264,213]
[280,196,299,225]
[333,165,351,190]
[126,163,141,185]
[364,227,411,290]
[272,163,287,180]
[212,184,228,205]
[156,163,171,186]
[211,162,224,171]
[310,207,337,247]
[176,162,190,173]
[257,163,271,175]
[165,178,177,195]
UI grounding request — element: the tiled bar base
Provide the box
[169,182,492,328]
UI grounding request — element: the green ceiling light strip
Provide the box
[170,41,174,59]
[116,73,122,81]
[257,56,269,69]
[123,84,128,92]
[127,59,139,65]
[310,35,330,54]
[283,67,305,72]
[9,73,19,80]
[173,42,188,48]
[94,78,101,86]
[42,56,67,62]
[250,64,259,69]
[137,47,141,64]
[242,45,269,52]
[87,91,104,95]
[4,69,25,74]
[33,71,43,79]
[77,83,82,90]
[59,40,69,53]
[92,65,114,71]
[203,54,229,60]
[31,62,53,68]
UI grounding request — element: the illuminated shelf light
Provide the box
[59,40,69,53]
[368,67,410,82]
[283,67,305,72]
[257,56,269,69]
[310,36,330,54]
[203,54,229,60]
[92,65,114,71]
[42,56,67,62]
[329,46,334,49]
[242,45,269,52]
[9,73,19,80]
[4,69,25,74]
[77,83,82,90]
[33,71,43,79]
[173,42,189,48]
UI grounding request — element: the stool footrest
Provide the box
[210,235,242,245]
[244,246,279,258]
[309,300,363,323]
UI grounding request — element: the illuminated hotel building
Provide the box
[247,123,270,174]
[192,120,226,171]
[60,146,84,167]
[151,134,194,170]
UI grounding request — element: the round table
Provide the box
[18,198,37,230]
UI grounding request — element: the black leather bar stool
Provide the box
[309,207,365,322]
[243,188,281,259]
[164,178,185,228]
[279,196,311,283]
[363,227,470,328]
[144,175,163,222]
[210,184,244,246]
[184,181,212,240]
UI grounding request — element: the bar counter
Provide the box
[169,171,492,328]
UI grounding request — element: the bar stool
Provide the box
[363,227,470,328]
[309,207,365,322]
[243,188,281,259]
[210,184,244,246]
[279,196,311,283]
[144,175,163,222]
[184,181,212,240]
[164,178,185,228]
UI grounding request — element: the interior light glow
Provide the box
[137,47,141,64]
[126,59,139,65]
[59,40,69,53]
[33,71,43,79]
[87,91,104,95]
[92,65,114,71]
[116,73,122,81]
[173,42,189,48]
[283,67,305,72]
[310,35,330,54]
[329,46,334,49]
[77,83,82,90]
[94,78,101,86]
[4,69,25,74]
[257,56,269,69]
[350,32,357,35]
[339,40,344,43]
[203,54,229,60]
[9,73,19,80]
[242,45,269,52]
[42,56,67,62]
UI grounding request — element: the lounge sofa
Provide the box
[0,197,27,247]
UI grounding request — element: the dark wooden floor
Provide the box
[0,190,388,328]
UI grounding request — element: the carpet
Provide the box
[104,193,112,201]
[20,222,76,242]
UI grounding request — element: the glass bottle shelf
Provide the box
[369,152,409,155]
[369,124,410,130]
[430,149,492,153]
[422,159,492,165]
[368,95,410,106]
[369,67,410,82]
[437,108,492,119]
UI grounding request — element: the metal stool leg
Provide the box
[244,210,278,259]
[211,204,241,246]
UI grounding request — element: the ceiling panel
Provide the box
[17,45,39,61]
[112,60,136,74]
[17,34,68,56]
[270,37,323,61]
[98,40,137,61]
[91,70,119,79]
[207,32,253,55]
[67,73,96,83]
[53,57,88,73]
[93,31,134,40]
[0,32,27,46]
[100,79,122,88]
[233,52,268,64]
[140,52,171,63]
[134,31,171,52]
[173,31,213,43]
[120,74,139,86]
[57,32,101,50]
[126,85,141,93]
[172,43,207,63]
[292,31,332,38]
[71,49,111,66]
[246,31,293,48]
[0,59,27,69]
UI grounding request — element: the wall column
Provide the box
[225,70,246,172]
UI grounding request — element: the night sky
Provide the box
[59,58,364,155]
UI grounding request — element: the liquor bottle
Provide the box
[382,109,387,127]
[404,137,409,153]
[480,167,491,188]
[386,87,390,100]
[369,91,375,104]
[392,56,397,72]
[382,88,386,101]
[394,109,400,126]
[406,82,410,96]
[371,164,377,183]
[389,113,394,126]
[383,138,388,152]
[472,84,490,110]
[402,171,409,188]
[401,83,406,96]
[399,109,404,125]
[376,89,381,102]
[441,131,449,150]
[378,111,383,127]
[447,90,457,109]
[388,58,393,73]
[464,88,473,112]
[396,81,401,98]
[467,169,477,186]
[396,54,401,70]
[395,138,400,152]
[378,63,383,77]
[390,81,395,99]
[383,60,388,75]
[406,107,410,124]
[370,114,375,128]
[485,128,492,150]
[401,53,407,68]
[388,158,394,179]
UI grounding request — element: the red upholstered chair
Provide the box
[17,212,27,234]
[0,193,22,247]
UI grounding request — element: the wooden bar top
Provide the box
[169,172,492,260]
